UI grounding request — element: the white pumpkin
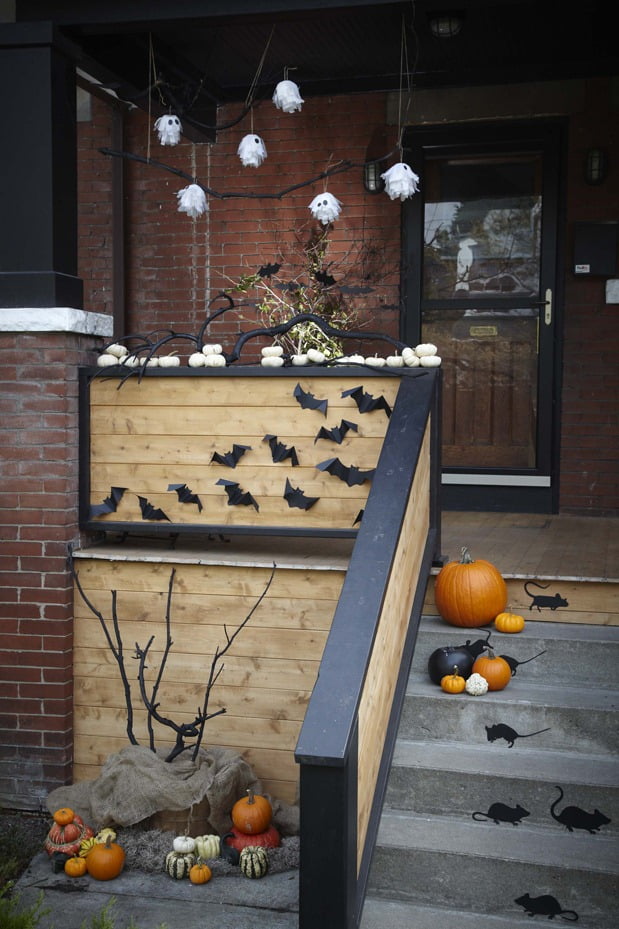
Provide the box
[306,348,326,364]
[204,353,227,367]
[202,343,223,355]
[420,355,442,367]
[159,354,181,368]
[173,835,196,854]
[386,355,404,367]
[188,352,206,367]
[261,356,285,367]
[291,354,309,366]
[261,345,284,357]
[415,342,438,357]
[365,356,386,368]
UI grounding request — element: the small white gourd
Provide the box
[465,673,489,696]
[415,343,438,357]
[306,348,326,364]
[261,345,284,358]
[420,355,442,367]
[202,344,223,355]
[261,355,284,367]
[194,834,220,860]
[97,354,119,367]
[365,356,386,368]
[386,355,404,368]
[173,835,196,854]
[204,353,227,367]
[188,352,206,367]
[104,343,129,359]
[291,354,309,366]
[159,354,181,368]
[401,347,420,367]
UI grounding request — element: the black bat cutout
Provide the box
[294,383,328,416]
[341,385,392,418]
[315,419,359,445]
[316,458,375,486]
[216,478,259,511]
[89,486,127,518]
[211,444,252,468]
[284,478,319,511]
[167,483,203,512]
[354,509,364,526]
[138,496,170,521]
[264,434,299,466]
[258,262,281,278]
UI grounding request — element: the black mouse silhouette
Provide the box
[524,581,568,611]
[500,649,546,676]
[472,802,530,825]
[550,785,611,834]
[461,629,493,659]
[515,893,578,921]
[485,723,551,748]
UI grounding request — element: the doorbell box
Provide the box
[573,222,618,275]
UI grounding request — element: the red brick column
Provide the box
[0,310,110,810]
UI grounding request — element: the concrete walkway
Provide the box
[14,852,299,929]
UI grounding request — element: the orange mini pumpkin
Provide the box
[64,856,88,878]
[494,611,525,634]
[472,649,512,691]
[53,807,75,826]
[440,666,466,694]
[231,788,272,835]
[189,861,212,884]
[434,547,507,628]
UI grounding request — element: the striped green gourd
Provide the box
[165,851,196,879]
[239,845,269,879]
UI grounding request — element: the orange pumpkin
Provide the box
[64,856,88,878]
[434,547,507,628]
[189,862,212,884]
[223,824,281,852]
[53,807,75,826]
[440,666,466,694]
[85,835,125,881]
[231,788,272,835]
[472,649,512,691]
[494,611,525,634]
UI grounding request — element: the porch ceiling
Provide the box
[16,0,616,141]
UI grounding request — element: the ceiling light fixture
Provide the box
[428,12,464,39]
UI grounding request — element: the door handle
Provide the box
[544,288,552,325]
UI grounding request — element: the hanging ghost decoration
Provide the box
[237,134,268,167]
[176,184,208,219]
[273,80,304,113]
[154,114,182,146]
[309,192,342,225]
[381,162,420,201]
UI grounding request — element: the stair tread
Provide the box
[360,897,557,929]
[376,810,619,874]
[406,676,618,711]
[392,738,619,787]
[418,615,619,644]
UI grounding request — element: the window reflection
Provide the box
[423,155,542,300]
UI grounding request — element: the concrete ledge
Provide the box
[0,307,113,337]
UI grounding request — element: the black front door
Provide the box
[402,120,565,512]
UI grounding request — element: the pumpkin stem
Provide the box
[452,666,459,676]
[247,788,255,805]
[460,546,474,564]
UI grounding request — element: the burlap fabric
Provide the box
[46,744,298,836]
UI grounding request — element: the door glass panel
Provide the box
[422,153,543,470]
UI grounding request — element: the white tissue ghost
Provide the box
[381,162,420,201]
[237,134,268,167]
[456,237,477,290]
[176,184,208,219]
[272,80,304,113]
[309,192,342,225]
[154,114,182,145]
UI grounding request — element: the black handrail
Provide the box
[295,370,441,929]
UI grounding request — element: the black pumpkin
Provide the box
[427,646,474,684]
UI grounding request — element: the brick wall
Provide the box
[0,331,101,810]
[560,78,618,515]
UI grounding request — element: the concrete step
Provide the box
[412,616,619,688]
[398,676,618,756]
[386,739,619,834]
[360,897,582,929]
[366,812,618,929]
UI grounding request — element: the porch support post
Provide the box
[0,21,82,308]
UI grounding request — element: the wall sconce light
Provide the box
[428,12,464,38]
[585,148,607,185]
[363,160,385,193]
